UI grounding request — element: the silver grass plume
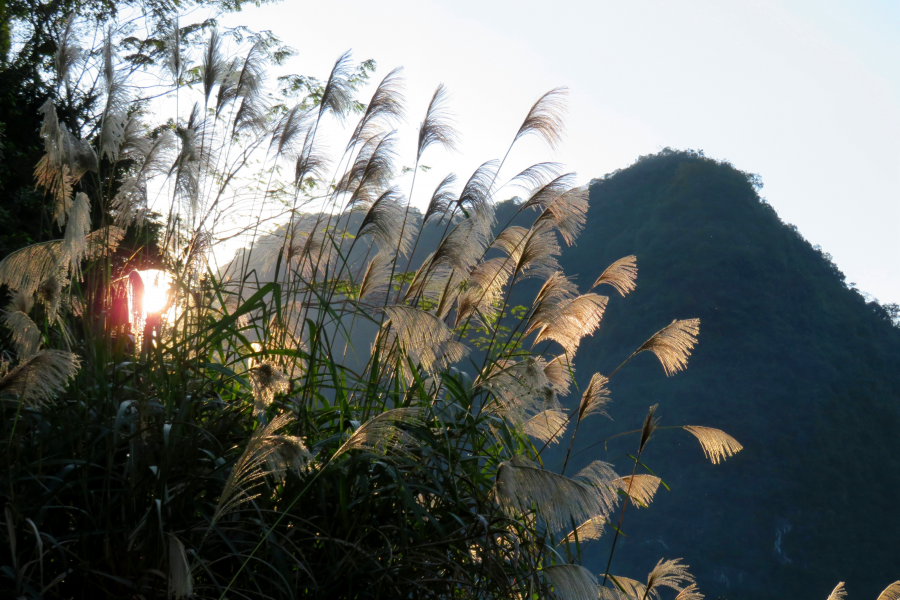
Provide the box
[514,218,561,279]
[827,583,848,600]
[513,87,568,150]
[35,101,96,224]
[232,44,268,136]
[520,173,577,212]
[99,35,129,161]
[639,404,659,453]
[0,240,65,297]
[172,104,205,215]
[476,357,551,418]
[359,251,394,302]
[319,50,356,124]
[0,226,118,316]
[215,56,242,116]
[600,576,649,600]
[358,188,415,256]
[294,125,332,186]
[348,67,406,151]
[429,209,493,276]
[544,354,575,397]
[417,83,459,161]
[61,192,91,280]
[521,409,567,444]
[525,272,578,332]
[38,276,63,325]
[167,533,192,599]
[271,104,311,160]
[877,582,900,600]
[86,226,126,260]
[542,564,597,600]
[456,160,498,222]
[592,256,638,297]
[113,128,175,227]
[2,309,40,359]
[120,117,150,158]
[613,474,661,508]
[402,251,437,301]
[165,19,183,84]
[34,159,73,229]
[560,515,605,545]
[339,132,398,208]
[422,173,458,225]
[249,361,289,414]
[201,29,225,104]
[675,584,705,600]
[507,161,563,191]
[214,413,293,522]
[6,290,34,315]
[491,226,529,264]
[682,426,743,464]
[535,185,590,247]
[185,227,212,274]
[0,350,79,407]
[530,291,608,355]
[54,13,81,90]
[383,305,468,374]
[644,559,696,599]
[578,373,611,420]
[413,261,466,318]
[636,319,701,376]
[494,456,618,533]
[265,435,314,480]
[455,257,514,328]
[333,407,426,458]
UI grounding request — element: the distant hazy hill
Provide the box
[523,149,900,599]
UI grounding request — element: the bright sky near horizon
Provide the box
[222,0,899,304]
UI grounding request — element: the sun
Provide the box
[136,269,172,315]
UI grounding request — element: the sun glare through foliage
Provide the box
[137,269,171,316]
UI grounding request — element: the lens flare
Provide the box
[137,269,171,315]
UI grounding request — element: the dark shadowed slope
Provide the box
[525,149,900,599]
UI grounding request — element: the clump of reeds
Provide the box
[0,13,764,600]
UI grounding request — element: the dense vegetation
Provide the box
[0,12,752,600]
[532,149,900,599]
[1,3,898,600]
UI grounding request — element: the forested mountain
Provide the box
[531,149,900,599]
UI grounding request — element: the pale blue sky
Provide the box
[223,0,899,304]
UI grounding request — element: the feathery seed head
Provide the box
[542,564,597,600]
[578,373,611,420]
[417,83,459,161]
[876,582,900,600]
[640,404,659,453]
[645,558,696,597]
[613,474,661,508]
[827,583,848,600]
[592,255,638,297]
[167,533,193,599]
[674,584,705,600]
[637,318,700,376]
[682,426,743,464]
[7,290,34,315]
[249,361,289,413]
[0,350,80,407]
[514,87,568,151]
[2,310,41,359]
